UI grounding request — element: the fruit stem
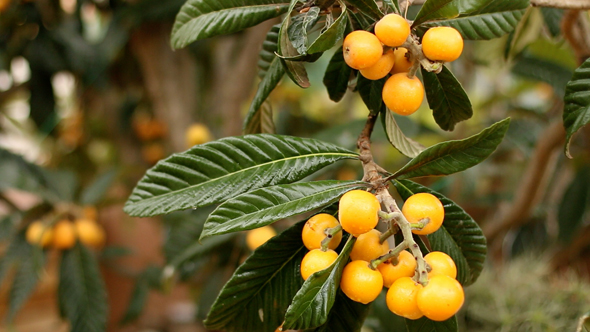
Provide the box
[370,241,408,269]
[409,217,430,230]
[320,225,342,251]
[378,223,397,244]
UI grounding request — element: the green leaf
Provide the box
[416,0,529,40]
[6,244,45,322]
[120,266,162,325]
[283,236,355,330]
[312,289,371,332]
[564,57,590,158]
[345,0,382,20]
[204,221,307,332]
[289,7,321,54]
[405,316,458,331]
[278,1,311,88]
[201,180,368,239]
[558,167,590,244]
[244,24,284,134]
[393,180,486,286]
[59,244,108,332]
[381,109,425,158]
[171,0,290,49]
[391,118,510,180]
[512,53,572,98]
[124,134,358,217]
[0,148,49,194]
[79,169,117,205]
[540,7,563,38]
[307,2,348,54]
[0,233,30,284]
[421,66,473,131]
[357,75,386,115]
[323,50,352,102]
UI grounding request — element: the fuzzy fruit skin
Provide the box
[302,213,342,250]
[26,221,53,248]
[378,250,417,288]
[424,251,457,279]
[75,219,106,248]
[417,275,464,321]
[360,49,395,80]
[338,190,381,236]
[402,193,445,235]
[343,31,383,70]
[300,249,338,280]
[246,225,277,251]
[421,27,464,62]
[340,260,383,304]
[391,47,413,74]
[382,73,424,116]
[349,229,389,262]
[386,277,424,320]
[53,220,77,250]
[375,14,411,47]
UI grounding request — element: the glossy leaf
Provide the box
[204,221,306,332]
[59,244,108,332]
[393,180,486,286]
[512,53,572,98]
[323,50,352,102]
[416,0,528,40]
[171,0,290,49]
[283,236,355,330]
[357,75,386,115]
[391,118,510,180]
[381,109,425,158]
[405,316,459,331]
[564,57,590,158]
[201,180,367,239]
[124,134,358,217]
[244,24,284,134]
[278,1,311,88]
[345,0,382,20]
[307,2,348,54]
[422,66,473,131]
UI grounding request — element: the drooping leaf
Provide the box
[278,1,311,88]
[59,244,108,332]
[421,66,473,131]
[393,180,486,286]
[564,57,590,158]
[283,235,355,330]
[357,75,386,115]
[79,169,117,205]
[405,316,459,332]
[171,0,291,49]
[312,289,371,332]
[390,118,510,180]
[381,109,425,158]
[124,134,358,217]
[345,0,382,20]
[415,0,529,40]
[512,53,572,98]
[557,167,590,244]
[204,221,307,332]
[323,50,352,102]
[307,2,348,54]
[201,180,368,239]
[6,244,45,322]
[244,24,284,134]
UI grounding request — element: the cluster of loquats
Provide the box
[25,206,106,250]
[342,13,464,117]
[299,189,464,321]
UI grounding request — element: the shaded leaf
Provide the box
[245,102,277,135]
[564,57,590,158]
[278,1,311,88]
[6,244,45,322]
[307,2,348,54]
[357,75,386,115]
[289,7,321,54]
[345,0,382,20]
[540,7,563,38]
[393,180,486,286]
[512,53,572,98]
[124,134,358,217]
[312,289,371,332]
[120,266,162,325]
[323,50,352,102]
[381,109,425,158]
[202,180,368,239]
[557,167,590,244]
[204,221,307,332]
[391,118,510,180]
[421,66,473,131]
[171,0,290,49]
[79,169,117,205]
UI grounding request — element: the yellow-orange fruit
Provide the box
[360,49,395,80]
[246,225,277,251]
[340,260,383,304]
[421,26,464,62]
[378,250,417,288]
[343,31,383,70]
[185,123,213,147]
[338,190,381,236]
[25,221,53,248]
[52,220,77,250]
[391,47,413,74]
[382,73,424,116]
[302,213,342,250]
[349,229,389,262]
[300,249,338,280]
[75,219,106,248]
[375,14,411,47]
[402,193,445,235]
[424,251,457,279]
[416,275,464,321]
[386,277,424,320]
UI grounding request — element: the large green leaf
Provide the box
[201,180,367,239]
[312,289,371,332]
[345,0,382,20]
[422,66,473,132]
[390,118,510,180]
[357,75,386,115]
[283,236,355,330]
[323,50,352,102]
[512,53,572,98]
[204,221,306,332]
[564,57,590,158]
[307,2,348,54]
[393,180,486,286]
[416,0,528,40]
[58,244,108,332]
[381,109,425,158]
[540,7,563,38]
[244,24,284,134]
[171,0,291,49]
[6,243,45,322]
[124,134,358,217]
[278,1,311,88]
[405,316,459,331]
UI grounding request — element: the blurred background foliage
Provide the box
[0,0,589,331]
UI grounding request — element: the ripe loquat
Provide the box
[342,31,383,70]
[382,73,424,116]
